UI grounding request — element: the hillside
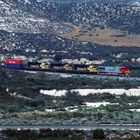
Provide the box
[0,0,140,66]
[0,0,72,34]
[0,0,140,34]
[22,0,140,4]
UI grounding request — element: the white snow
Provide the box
[0,0,4,4]
[40,89,140,97]
[129,109,140,112]
[40,89,66,97]
[37,0,43,2]
[132,1,140,6]
[6,88,9,92]
[65,107,79,112]
[85,102,119,108]
[45,109,55,112]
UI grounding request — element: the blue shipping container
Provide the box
[3,64,23,69]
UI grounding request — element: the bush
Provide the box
[92,129,105,139]
[62,91,84,106]
[30,96,46,107]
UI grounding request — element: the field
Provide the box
[2,129,140,140]
[1,70,140,125]
[60,24,140,47]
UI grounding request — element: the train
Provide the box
[1,58,130,76]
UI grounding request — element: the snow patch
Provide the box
[45,109,55,112]
[85,102,110,108]
[40,89,140,97]
[129,109,140,112]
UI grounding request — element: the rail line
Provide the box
[22,67,140,81]
[1,124,140,130]
[1,65,140,81]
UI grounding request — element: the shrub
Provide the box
[92,129,105,139]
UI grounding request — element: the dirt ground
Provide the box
[60,24,140,47]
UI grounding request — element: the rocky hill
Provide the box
[0,0,140,34]
[19,0,140,4]
[0,0,72,34]
[0,0,140,65]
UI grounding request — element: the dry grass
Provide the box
[60,24,140,47]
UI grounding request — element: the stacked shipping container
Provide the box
[2,58,23,69]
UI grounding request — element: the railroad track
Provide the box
[1,124,140,130]
[1,66,140,81]
[22,68,140,81]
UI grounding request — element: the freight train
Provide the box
[1,58,130,76]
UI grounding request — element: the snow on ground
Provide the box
[40,89,140,97]
[129,109,140,112]
[40,89,66,96]
[45,109,55,112]
[85,102,110,108]
[65,106,79,112]
[0,0,3,4]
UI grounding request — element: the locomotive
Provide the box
[1,58,130,76]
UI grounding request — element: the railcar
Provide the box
[73,64,97,73]
[40,63,49,69]
[49,63,66,70]
[63,64,73,71]
[48,63,73,72]
[2,58,23,69]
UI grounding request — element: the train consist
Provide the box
[1,58,130,76]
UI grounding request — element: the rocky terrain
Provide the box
[0,0,140,34]
[5,0,140,34]
[0,0,73,34]
[27,0,140,4]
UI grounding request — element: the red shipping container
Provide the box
[3,58,23,65]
